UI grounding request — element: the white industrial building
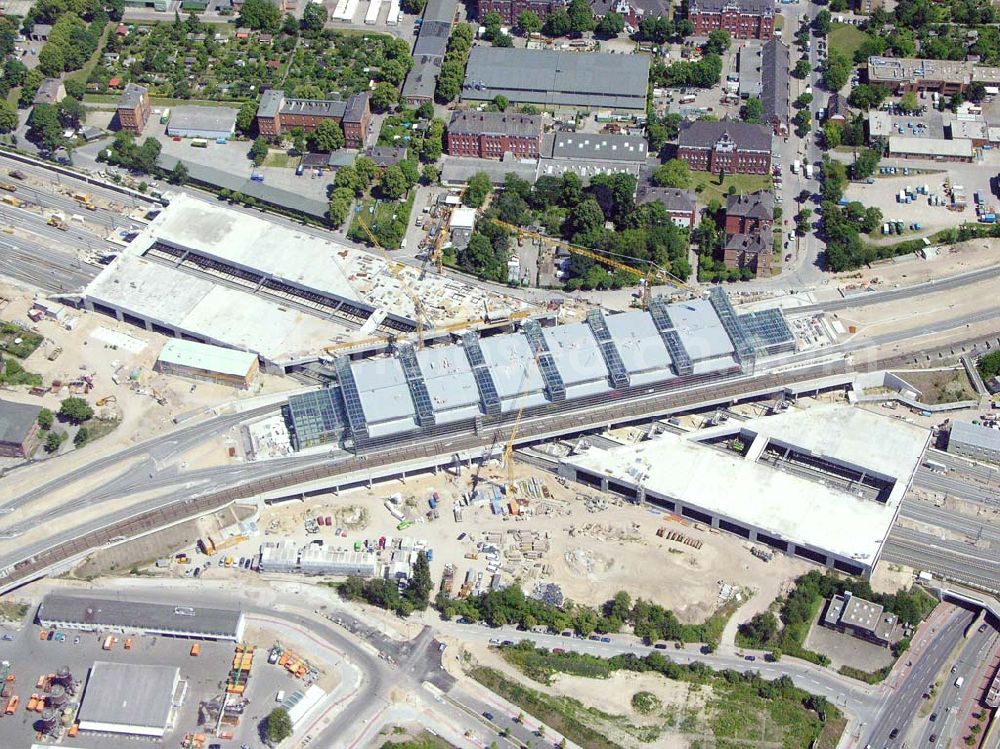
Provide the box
[165,105,238,139]
[82,194,532,372]
[558,405,928,577]
[286,289,795,449]
[77,662,183,737]
[259,540,378,576]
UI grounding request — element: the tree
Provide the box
[567,0,595,33]
[813,9,831,35]
[308,119,345,152]
[740,97,763,124]
[136,138,162,174]
[848,83,889,111]
[0,100,17,134]
[45,431,62,453]
[371,82,398,113]
[543,8,571,37]
[63,77,85,100]
[421,164,440,185]
[380,59,406,86]
[27,104,63,152]
[852,148,881,180]
[651,159,691,188]
[795,92,813,109]
[167,161,189,185]
[595,11,624,38]
[236,100,258,137]
[793,59,811,79]
[966,81,987,103]
[405,551,433,608]
[73,427,89,448]
[822,50,851,91]
[516,9,542,34]
[328,187,354,227]
[250,136,269,166]
[59,397,93,424]
[705,29,731,55]
[793,109,812,135]
[266,708,293,744]
[37,408,54,430]
[57,97,86,129]
[493,95,509,112]
[301,0,327,31]
[380,164,409,199]
[900,91,919,113]
[355,155,378,187]
[823,123,842,149]
[464,171,492,207]
[241,0,281,32]
[37,43,65,77]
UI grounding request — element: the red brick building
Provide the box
[116,83,151,135]
[676,121,772,176]
[0,399,42,459]
[688,0,775,40]
[721,191,774,278]
[256,90,371,148]
[446,111,543,159]
[476,0,560,25]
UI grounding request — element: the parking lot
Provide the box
[0,607,303,749]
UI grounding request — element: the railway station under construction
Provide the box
[558,404,930,577]
[79,194,532,371]
[284,288,797,450]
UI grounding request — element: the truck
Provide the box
[47,215,68,230]
[71,191,91,204]
[0,182,17,192]
[5,696,18,715]
[679,94,696,104]
[160,108,170,124]
[805,163,814,179]
[102,635,114,651]
[1,675,14,699]
[191,138,208,148]
[190,643,201,657]
[955,676,965,688]
[1,194,21,208]
[792,159,801,174]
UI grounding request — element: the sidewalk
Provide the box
[880,603,958,694]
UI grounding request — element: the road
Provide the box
[913,622,997,748]
[865,608,975,749]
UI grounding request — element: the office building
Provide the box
[867,56,1000,95]
[446,111,543,159]
[689,0,775,40]
[676,120,772,175]
[822,592,898,646]
[256,90,371,147]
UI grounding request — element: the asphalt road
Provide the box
[864,608,975,749]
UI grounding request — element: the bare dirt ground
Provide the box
[891,367,977,405]
[0,278,298,496]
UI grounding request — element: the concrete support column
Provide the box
[600,477,609,493]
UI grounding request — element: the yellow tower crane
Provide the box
[488,219,693,309]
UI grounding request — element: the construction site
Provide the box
[81,194,538,373]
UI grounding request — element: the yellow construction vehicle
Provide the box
[95,395,117,406]
[488,219,692,309]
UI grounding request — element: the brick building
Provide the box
[637,186,698,228]
[688,0,775,40]
[476,0,561,24]
[256,90,371,148]
[116,83,151,135]
[446,111,543,159]
[0,399,42,458]
[676,121,772,175]
[721,191,774,278]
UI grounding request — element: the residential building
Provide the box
[0,399,42,458]
[722,191,774,278]
[446,111,543,159]
[589,0,671,28]
[33,78,66,106]
[688,0,775,40]
[476,0,561,25]
[255,90,371,145]
[116,83,151,135]
[367,146,409,167]
[948,420,1000,464]
[825,92,849,127]
[462,47,650,111]
[822,592,898,646]
[867,56,1000,95]
[676,120,772,175]
[637,186,698,228]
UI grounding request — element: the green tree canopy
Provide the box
[241,0,281,31]
[59,397,93,424]
[267,708,293,743]
[464,172,492,207]
[307,119,345,152]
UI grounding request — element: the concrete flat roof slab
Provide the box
[543,322,608,386]
[86,253,213,323]
[603,311,672,374]
[479,334,545,399]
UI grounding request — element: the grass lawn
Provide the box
[828,23,870,62]
[263,151,294,168]
[349,191,416,250]
[0,322,43,358]
[0,602,28,622]
[693,173,773,206]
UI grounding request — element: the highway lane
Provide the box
[865,608,975,749]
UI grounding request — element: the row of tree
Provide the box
[338,551,432,616]
[436,23,474,103]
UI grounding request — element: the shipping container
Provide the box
[190,643,201,656]
[5,696,18,715]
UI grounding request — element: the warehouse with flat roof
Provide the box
[166,105,238,139]
[462,48,650,110]
[77,662,182,737]
[948,420,1000,464]
[155,339,259,389]
[37,594,245,641]
[559,405,928,576]
[284,289,792,449]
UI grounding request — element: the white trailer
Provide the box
[805,163,814,179]
[364,0,382,24]
[792,159,801,174]
[386,0,400,23]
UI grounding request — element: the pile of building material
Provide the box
[656,527,702,549]
[531,582,564,607]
